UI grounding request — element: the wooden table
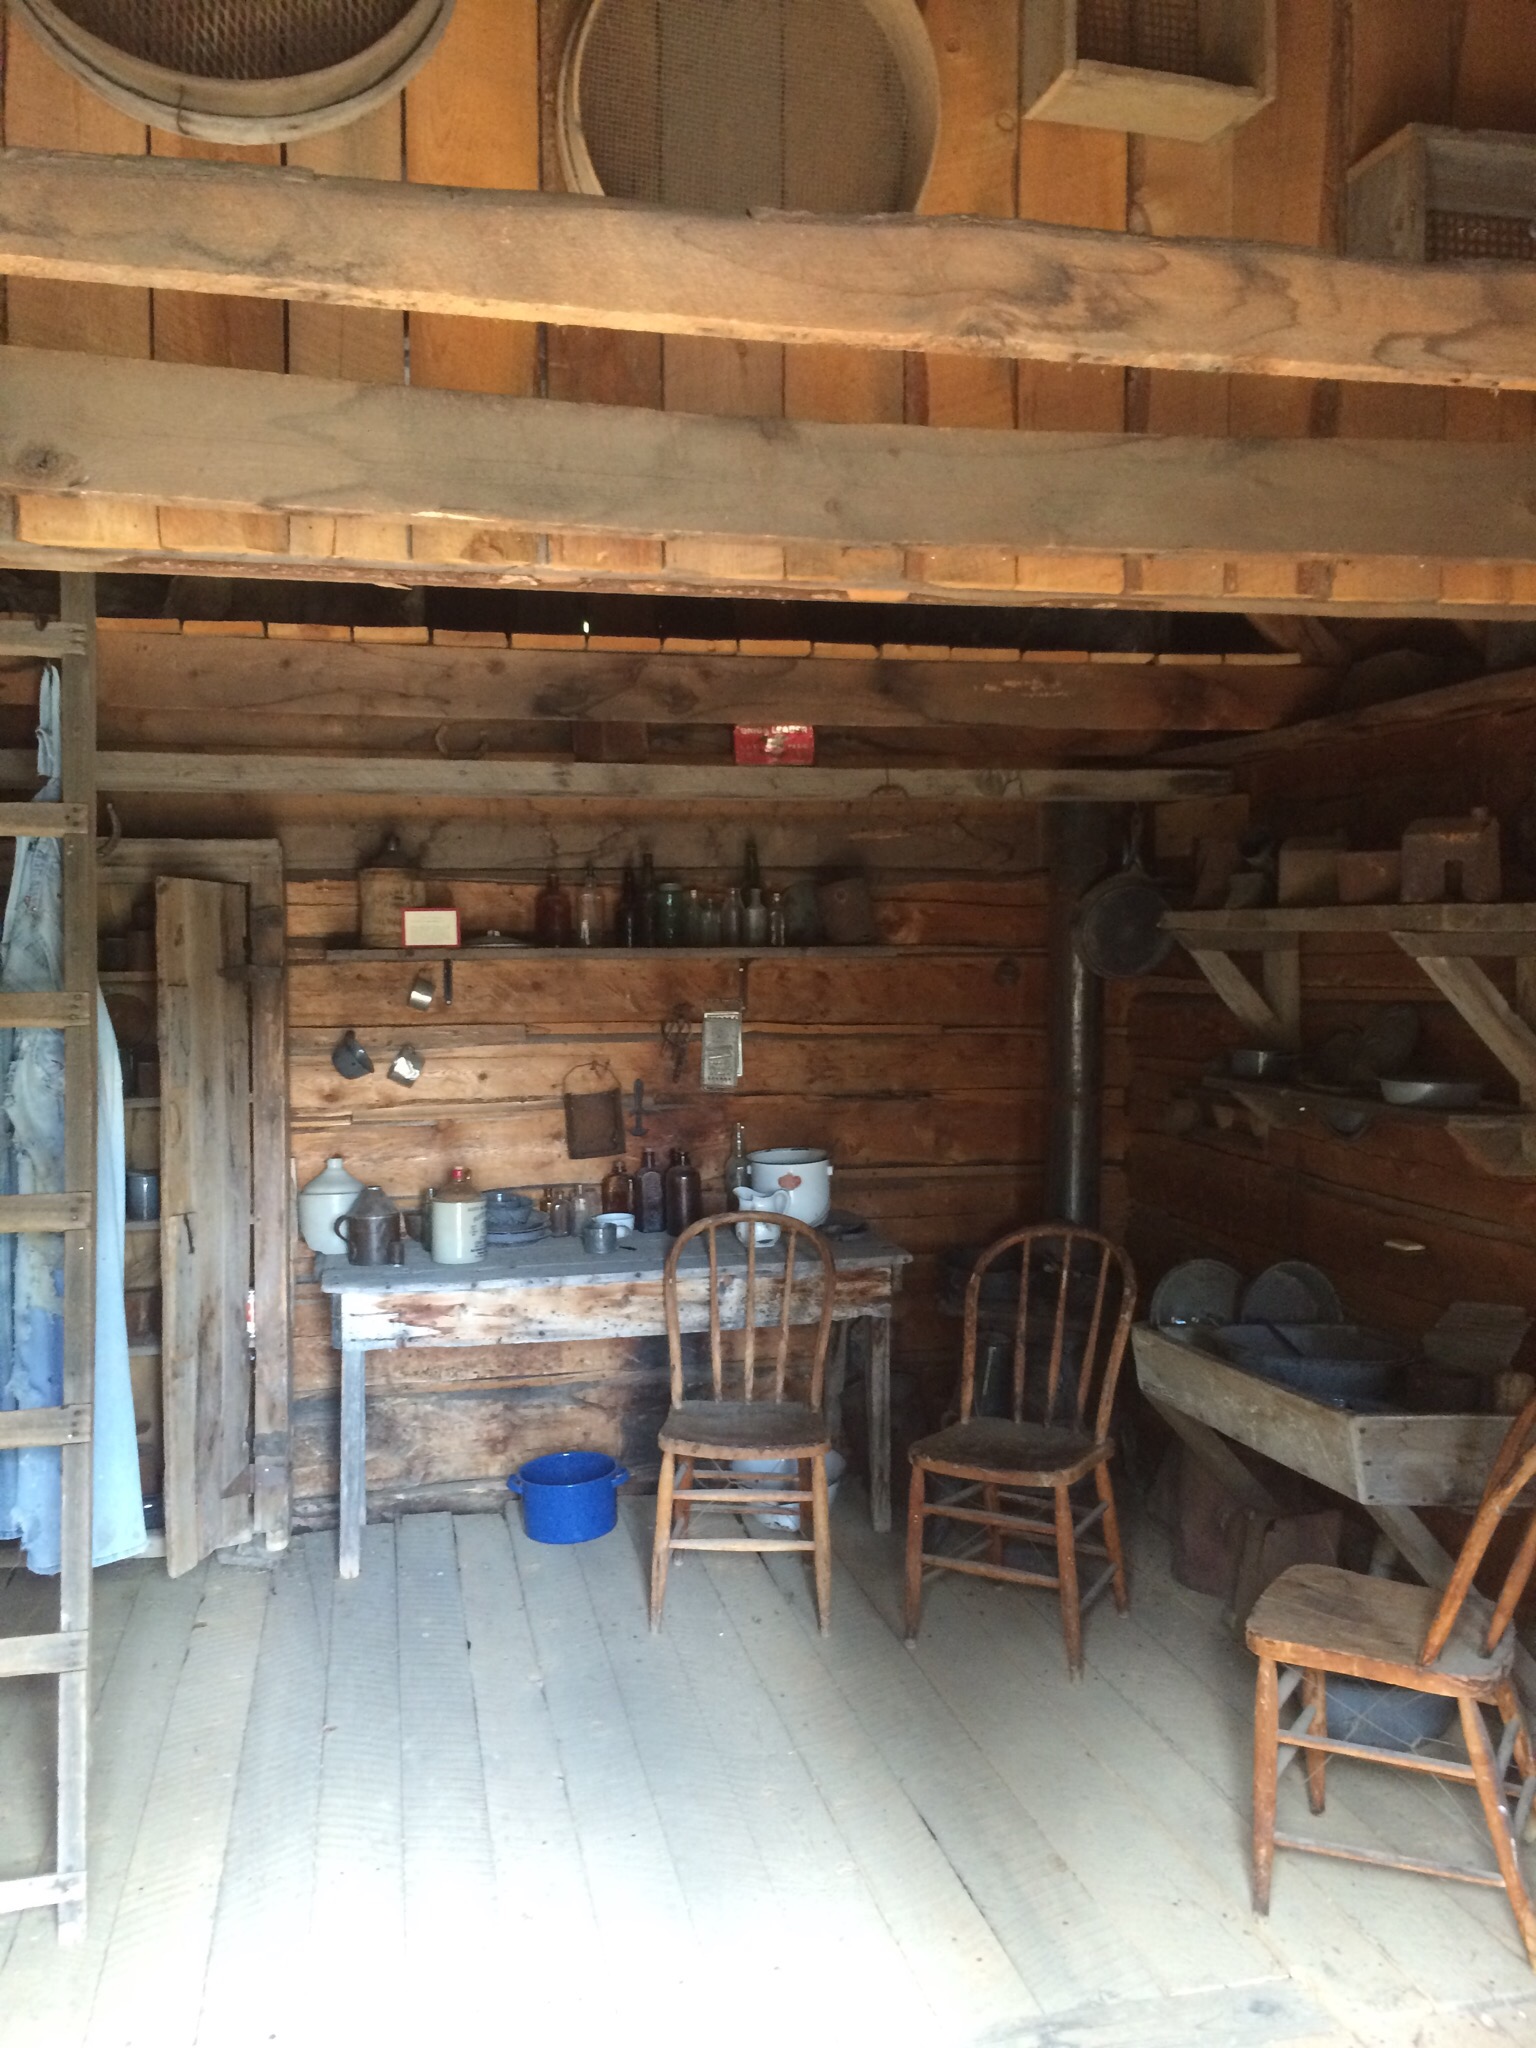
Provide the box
[318,1227,911,1576]
[1134,1322,1536,1697]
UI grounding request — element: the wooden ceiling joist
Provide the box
[2,145,1536,392]
[5,348,1536,570]
[85,630,1333,734]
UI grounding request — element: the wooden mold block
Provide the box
[1400,810,1502,905]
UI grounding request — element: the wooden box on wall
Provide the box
[1347,125,1536,263]
[1021,0,1275,144]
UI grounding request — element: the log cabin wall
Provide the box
[6,1,1536,615]
[1126,680,1536,1343]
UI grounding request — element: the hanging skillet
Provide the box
[1072,812,1174,980]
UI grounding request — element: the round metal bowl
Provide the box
[1378,1077,1483,1110]
[1229,1049,1301,1082]
[1213,1323,1409,1405]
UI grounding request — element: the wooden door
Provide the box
[156,876,254,1576]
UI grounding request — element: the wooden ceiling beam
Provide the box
[1,145,1536,391]
[84,631,1334,734]
[5,348,1536,570]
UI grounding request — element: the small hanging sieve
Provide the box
[562,1058,624,1161]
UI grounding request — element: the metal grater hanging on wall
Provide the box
[700,1011,743,1091]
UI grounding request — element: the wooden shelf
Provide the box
[124,1218,160,1233]
[1164,904,1536,951]
[1203,1076,1536,1177]
[124,1096,160,1109]
[99,969,155,986]
[311,944,1011,963]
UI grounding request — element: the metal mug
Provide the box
[125,1169,159,1222]
[581,1218,619,1256]
[407,971,435,1011]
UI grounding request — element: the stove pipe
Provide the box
[1045,805,1111,1227]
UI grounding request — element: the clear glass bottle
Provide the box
[684,885,703,946]
[724,1122,749,1209]
[698,892,723,947]
[766,888,787,947]
[575,860,603,948]
[743,887,768,946]
[570,1183,600,1231]
[720,885,743,946]
[635,1148,666,1232]
[655,880,684,947]
[548,1188,574,1236]
[535,867,571,948]
[743,835,762,897]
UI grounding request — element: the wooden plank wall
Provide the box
[1125,693,1536,1342]
[7,2,1536,612]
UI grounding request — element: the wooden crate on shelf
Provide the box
[1347,125,1536,264]
[1021,0,1275,144]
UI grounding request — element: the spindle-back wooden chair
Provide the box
[903,1224,1137,1675]
[651,1213,838,1633]
[1247,1394,1536,1966]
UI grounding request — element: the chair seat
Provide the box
[1247,1563,1511,1695]
[911,1416,1108,1485]
[660,1400,831,1457]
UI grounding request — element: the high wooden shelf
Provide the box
[1201,1077,1536,1179]
[313,944,1011,964]
[1163,905,1536,1110]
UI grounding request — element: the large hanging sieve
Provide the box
[11,0,455,142]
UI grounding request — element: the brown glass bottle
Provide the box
[600,1160,634,1216]
[634,1148,666,1232]
[534,867,571,947]
[663,1147,702,1235]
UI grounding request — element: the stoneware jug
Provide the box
[298,1155,364,1255]
[429,1166,487,1265]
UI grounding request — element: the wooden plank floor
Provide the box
[2,1504,1535,2048]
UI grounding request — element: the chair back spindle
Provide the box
[960,1225,1135,1439]
[664,1214,836,1409]
[1420,1394,1536,1666]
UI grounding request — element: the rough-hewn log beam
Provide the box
[86,631,1334,733]
[4,348,1536,567]
[0,146,1534,390]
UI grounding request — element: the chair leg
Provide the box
[1496,1681,1536,1842]
[649,1450,676,1632]
[903,1459,927,1644]
[1096,1460,1129,1614]
[1460,1694,1536,1969]
[799,1458,814,1540]
[983,1482,1003,1568]
[1252,1655,1280,1914]
[1300,1668,1328,1815]
[1054,1482,1083,1678]
[810,1452,832,1637]
[675,1457,694,1535]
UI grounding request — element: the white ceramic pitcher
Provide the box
[733,1185,789,1247]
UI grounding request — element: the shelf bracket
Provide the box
[1399,945,1536,1107]
[1186,944,1300,1050]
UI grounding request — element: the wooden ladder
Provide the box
[0,576,98,1942]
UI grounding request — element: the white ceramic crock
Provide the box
[297,1155,364,1255]
[746,1147,832,1227]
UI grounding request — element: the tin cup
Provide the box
[581,1218,619,1256]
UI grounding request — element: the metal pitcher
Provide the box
[335,1184,406,1266]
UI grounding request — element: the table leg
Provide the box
[868,1313,892,1534]
[339,1343,367,1580]
[825,1323,849,1451]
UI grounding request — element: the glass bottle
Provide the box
[616,861,640,948]
[743,887,768,946]
[601,1159,635,1216]
[684,885,703,946]
[720,885,743,947]
[548,1188,574,1236]
[635,1147,666,1232]
[698,892,723,947]
[655,880,685,947]
[571,1183,600,1231]
[724,1122,749,1209]
[766,888,787,946]
[535,867,571,948]
[638,851,658,947]
[575,860,603,948]
[743,835,762,897]
[663,1148,702,1235]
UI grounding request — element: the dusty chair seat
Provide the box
[904,1224,1137,1677]
[1246,1394,1536,1969]
[1248,1565,1509,1693]
[651,1213,839,1634]
[659,1400,830,1457]
[913,1418,1107,1484]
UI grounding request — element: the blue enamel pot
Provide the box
[507,1451,630,1544]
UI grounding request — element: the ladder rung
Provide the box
[0,621,89,660]
[0,1871,86,1917]
[0,803,89,839]
[0,1193,91,1233]
[0,993,91,1029]
[0,1405,91,1450]
[0,1631,87,1680]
